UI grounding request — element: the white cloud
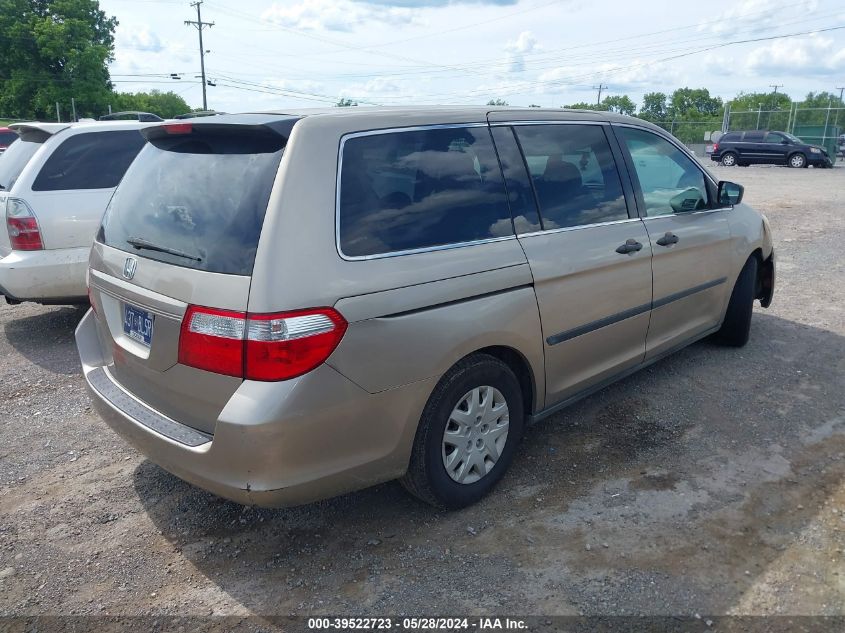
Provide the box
[701,0,819,37]
[121,27,164,53]
[745,34,845,76]
[262,0,420,32]
[536,60,679,94]
[505,31,540,73]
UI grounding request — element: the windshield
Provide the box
[0,138,41,190]
[782,132,802,144]
[98,127,285,276]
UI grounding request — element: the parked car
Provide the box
[711,130,833,168]
[0,120,153,305]
[0,127,18,153]
[99,111,164,122]
[77,108,775,509]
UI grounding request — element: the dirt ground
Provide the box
[1,164,844,625]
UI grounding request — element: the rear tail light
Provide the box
[178,305,347,381]
[163,123,192,135]
[5,198,43,250]
[712,142,719,152]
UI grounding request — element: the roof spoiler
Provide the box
[142,117,301,144]
[8,122,71,142]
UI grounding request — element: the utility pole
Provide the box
[769,84,784,123]
[593,84,608,105]
[837,87,844,104]
[185,1,214,110]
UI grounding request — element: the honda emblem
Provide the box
[123,257,137,280]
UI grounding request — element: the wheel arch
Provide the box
[749,247,775,308]
[471,345,538,417]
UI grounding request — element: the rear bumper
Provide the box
[0,247,89,303]
[75,309,434,507]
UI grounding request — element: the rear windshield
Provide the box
[0,138,41,191]
[0,131,18,146]
[32,130,146,191]
[98,127,285,276]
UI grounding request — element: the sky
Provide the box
[101,0,845,114]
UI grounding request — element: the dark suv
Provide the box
[711,130,832,168]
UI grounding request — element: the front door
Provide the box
[614,125,734,359]
[490,121,653,407]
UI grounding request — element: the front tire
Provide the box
[721,152,738,167]
[401,354,524,509]
[715,257,758,347]
[788,153,806,168]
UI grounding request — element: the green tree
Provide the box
[638,92,668,121]
[335,97,357,107]
[601,94,636,116]
[486,99,508,106]
[798,91,844,109]
[111,90,192,118]
[729,91,791,113]
[0,0,118,120]
[727,91,792,130]
[668,87,723,118]
[563,101,606,110]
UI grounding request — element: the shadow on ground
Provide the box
[3,305,87,375]
[128,312,845,615]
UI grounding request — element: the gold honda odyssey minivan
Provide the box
[76,107,775,509]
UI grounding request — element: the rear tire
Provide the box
[721,152,738,167]
[715,257,758,347]
[401,354,524,509]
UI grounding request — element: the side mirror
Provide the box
[718,180,744,206]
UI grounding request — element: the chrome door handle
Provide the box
[656,232,679,247]
[616,239,643,255]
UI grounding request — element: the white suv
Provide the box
[0,120,152,305]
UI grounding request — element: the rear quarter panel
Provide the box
[249,114,546,406]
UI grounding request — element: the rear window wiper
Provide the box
[126,237,202,262]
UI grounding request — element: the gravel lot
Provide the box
[1,164,844,623]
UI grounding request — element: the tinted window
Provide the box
[514,124,628,229]
[489,126,541,233]
[0,139,42,191]
[721,133,741,142]
[32,130,146,191]
[618,127,708,217]
[99,128,284,276]
[765,132,786,143]
[0,131,17,146]
[339,127,511,257]
[744,131,765,142]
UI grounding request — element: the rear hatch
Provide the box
[88,115,298,434]
[0,124,69,255]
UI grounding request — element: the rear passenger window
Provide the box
[32,130,146,191]
[721,133,740,142]
[338,126,511,258]
[513,124,628,230]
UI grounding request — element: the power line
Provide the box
[185,1,214,110]
[388,23,845,102]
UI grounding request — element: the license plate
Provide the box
[123,304,154,347]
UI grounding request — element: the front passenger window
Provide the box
[618,127,708,217]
